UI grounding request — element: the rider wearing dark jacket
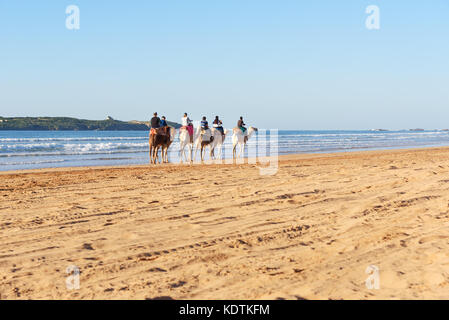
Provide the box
[150,112,161,129]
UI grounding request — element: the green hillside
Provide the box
[0,117,181,131]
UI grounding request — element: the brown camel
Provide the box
[149,127,175,164]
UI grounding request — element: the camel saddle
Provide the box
[150,127,168,136]
[233,127,248,143]
[201,129,213,142]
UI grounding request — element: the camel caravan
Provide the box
[148,112,258,164]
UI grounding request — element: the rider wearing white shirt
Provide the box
[181,113,194,143]
[181,113,192,126]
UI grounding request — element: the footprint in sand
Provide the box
[418,235,449,244]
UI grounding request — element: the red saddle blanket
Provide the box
[181,125,194,137]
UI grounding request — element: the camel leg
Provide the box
[150,147,154,164]
[210,146,215,160]
[154,146,159,164]
[182,147,186,163]
[180,140,187,163]
[201,146,207,161]
[153,147,157,164]
[166,146,170,163]
[152,147,156,164]
[239,144,244,158]
[158,147,162,164]
[152,147,155,164]
[232,144,237,159]
[181,142,188,163]
[188,144,193,163]
[151,146,156,164]
[179,146,184,163]
[215,143,221,160]
[194,145,199,162]
[159,147,162,164]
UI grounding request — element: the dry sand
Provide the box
[1,147,449,299]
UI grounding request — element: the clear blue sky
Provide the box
[1,1,448,129]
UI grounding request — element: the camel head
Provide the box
[169,127,176,141]
[248,127,258,137]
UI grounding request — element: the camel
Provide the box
[161,126,176,162]
[193,127,216,162]
[232,126,258,159]
[180,126,227,162]
[149,127,176,164]
[178,125,198,163]
[210,128,228,160]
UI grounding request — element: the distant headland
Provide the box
[0,116,181,131]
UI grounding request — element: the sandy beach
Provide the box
[1,147,449,300]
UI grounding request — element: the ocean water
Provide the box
[1,130,449,171]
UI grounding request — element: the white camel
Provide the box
[210,128,228,160]
[193,126,215,162]
[232,126,258,159]
[179,126,198,163]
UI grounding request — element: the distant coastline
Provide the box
[0,116,181,131]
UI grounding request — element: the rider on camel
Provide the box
[237,116,247,134]
[160,116,168,127]
[150,112,161,129]
[201,116,209,131]
[213,116,224,136]
[201,116,212,142]
[181,113,194,143]
[150,112,167,136]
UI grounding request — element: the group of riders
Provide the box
[149,112,248,142]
